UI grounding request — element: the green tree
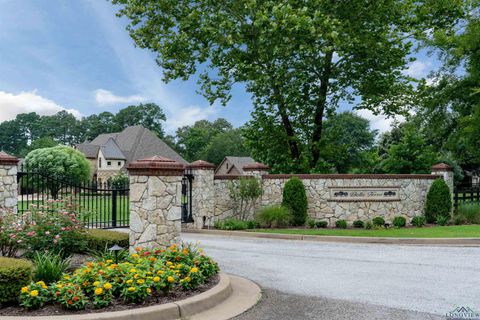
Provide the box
[282,177,308,226]
[81,112,116,142]
[20,137,58,157]
[24,146,91,198]
[113,103,166,138]
[424,178,452,223]
[200,129,249,165]
[112,0,462,170]
[380,124,437,174]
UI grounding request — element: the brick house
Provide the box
[76,125,187,183]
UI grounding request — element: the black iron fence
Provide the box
[17,165,129,229]
[454,186,480,209]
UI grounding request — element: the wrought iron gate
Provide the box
[17,165,129,229]
[181,169,194,223]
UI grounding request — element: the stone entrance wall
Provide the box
[188,162,453,228]
[0,152,19,215]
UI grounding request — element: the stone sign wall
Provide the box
[0,152,19,215]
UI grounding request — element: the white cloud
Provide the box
[405,60,432,79]
[94,89,146,106]
[164,106,217,133]
[0,90,81,122]
[355,109,405,133]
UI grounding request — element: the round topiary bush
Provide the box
[335,219,347,229]
[282,177,308,226]
[425,179,452,223]
[372,216,385,227]
[392,216,406,228]
[353,220,365,228]
[0,257,33,305]
[315,220,328,228]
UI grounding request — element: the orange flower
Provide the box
[67,300,73,305]
[73,296,79,302]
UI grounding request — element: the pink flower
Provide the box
[17,240,22,244]
[55,234,60,239]
[45,231,50,235]
[53,239,58,244]
[27,231,36,237]
[10,234,16,239]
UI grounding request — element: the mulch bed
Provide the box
[0,274,219,317]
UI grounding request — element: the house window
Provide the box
[107,161,112,166]
[99,158,102,168]
[118,161,121,166]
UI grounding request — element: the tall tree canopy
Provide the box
[112,0,464,171]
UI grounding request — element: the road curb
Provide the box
[0,273,259,320]
[182,228,480,246]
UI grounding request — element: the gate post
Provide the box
[0,152,19,216]
[431,163,454,211]
[127,156,184,251]
[187,160,216,229]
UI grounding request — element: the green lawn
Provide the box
[250,225,480,238]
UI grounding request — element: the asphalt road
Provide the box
[182,234,480,319]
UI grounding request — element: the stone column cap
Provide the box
[431,163,453,172]
[187,160,216,170]
[0,151,19,165]
[243,162,270,171]
[127,155,184,176]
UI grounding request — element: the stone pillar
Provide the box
[0,152,19,215]
[243,162,270,179]
[187,160,216,229]
[127,156,184,251]
[431,163,454,194]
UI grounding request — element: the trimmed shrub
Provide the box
[315,220,328,228]
[436,215,449,226]
[411,216,426,227]
[0,257,33,305]
[255,206,291,228]
[214,218,250,230]
[365,221,373,230]
[392,216,406,228]
[84,229,129,252]
[372,216,385,227]
[353,220,364,228]
[456,203,480,224]
[282,177,308,226]
[335,220,347,229]
[425,179,452,223]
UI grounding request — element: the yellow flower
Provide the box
[134,274,139,279]
[63,275,70,280]
[137,279,145,284]
[190,267,198,273]
[157,270,164,275]
[166,261,173,266]
[131,253,139,259]
[185,276,191,283]
[56,284,63,289]
[129,268,136,273]
[30,290,39,297]
[103,283,112,290]
[153,276,160,282]
[21,287,29,293]
[146,288,152,294]
[128,286,135,292]
[106,259,113,263]
[176,264,182,269]
[126,279,133,284]
[167,276,175,283]
[94,288,103,295]
[93,281,100,287]
[36,281,45,286]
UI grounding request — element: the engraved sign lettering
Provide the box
[329,187,400,201]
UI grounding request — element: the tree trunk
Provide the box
[274,86,301,161]
[311,50,334,167]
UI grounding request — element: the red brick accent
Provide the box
[243,162,270,171]
[127,155,184,176]
[0,151,19,165]
[431,163,453,172]
[187,160,216,170]
[214,175,254,180]
[262,174,439,180]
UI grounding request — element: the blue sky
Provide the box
[0,0,439,134]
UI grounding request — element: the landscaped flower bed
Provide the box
[0,243,219,316]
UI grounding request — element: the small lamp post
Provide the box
[109,244,124,264]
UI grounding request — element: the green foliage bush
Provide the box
[282,177,308,226]
[436,215,449,226]
[255,206,291,228]
[33,252,71,285]
[0,257,33,305]
[228,178,263,220]
[335,220,347,229]
[84,229,129,252]
[392,216,406,228]
[365,221,373,230]
[372,216,385,227]
[306,217,316,228]
[315,220,328,228]
[425,179,452,223]
[411,216,426,227]
[353,220,364,228]
[214,218,254,230]
[456,203,480,224]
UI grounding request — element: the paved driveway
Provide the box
[182,234,480,319]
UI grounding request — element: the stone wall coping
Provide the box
[187,160,216,170]
[262,174,440,180]
[0,151,19,165]
[431,162,453,171]
[243,162,271,171]
[127,155,184,176]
